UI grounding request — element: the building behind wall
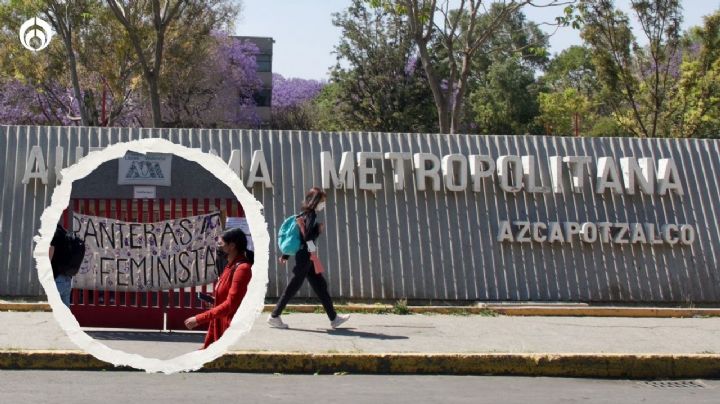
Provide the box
[236,36,273,127]
[211,36,273,128]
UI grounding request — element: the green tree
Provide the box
[462,6,550,134]
[160,34,262,128]
[464,4,551,74]
[669,11,720,138]
[580,0,683,137]
[535,45,617,136]
[313,82,346,131]
[0,0,114,125]
[541,45,598,97]
[323,0,437,132]
[369,0,575,134]
[470,56,541,135]
[106,0,239,127]
[68,0,143,125]
[0,0,242,127]
[537,87,590,135]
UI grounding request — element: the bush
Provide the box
[392,298,411,315]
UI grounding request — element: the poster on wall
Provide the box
[118,152,172,186]
[225,216,254,252]
[71,211,223,291]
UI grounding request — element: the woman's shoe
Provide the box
[267,314,289,329]
[330,313,350,329]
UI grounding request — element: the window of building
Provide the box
[256,54,272,72]
[253,87,272,107]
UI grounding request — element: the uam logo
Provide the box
[19,17,54,52]
[125,161,165,180]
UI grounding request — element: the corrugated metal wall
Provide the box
[1,126,718,302]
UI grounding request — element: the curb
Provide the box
[263,304,498,315]
[0,350,121,371]
[2,302,720,317]
[1,350,719,378]
[0,302,720,318]
[205,352,720,379]
[0,303,51,312]
[485,306,720,318]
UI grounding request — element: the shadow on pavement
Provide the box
[286,327,409,340]
[86,331,205,343]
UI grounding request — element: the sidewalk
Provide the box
[1,311,720,378]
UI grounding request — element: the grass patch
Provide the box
[476,308,499,317]
[392,298,411,315]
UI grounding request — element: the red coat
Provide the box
[195,258,252,349]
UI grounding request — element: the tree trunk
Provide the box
[147,73,163,128]
[124,32,163,127]
[150,29,166,128]
[106,0,168,128]
[65,38,89,126]
[416,40,451,133]
[450,58,471,135]
[49,8,89,127]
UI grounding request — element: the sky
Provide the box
[235,0,720,81]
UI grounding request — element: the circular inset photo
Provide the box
[34,138,269,373]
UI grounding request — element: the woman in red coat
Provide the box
[184,227,252,349]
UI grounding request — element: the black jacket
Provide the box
[50,224,68,279]
[299,210,322,243]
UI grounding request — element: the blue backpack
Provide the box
[277,214,302,255]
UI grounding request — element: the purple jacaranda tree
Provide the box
[272,74,325,108]
[404,55,418,77]
[219,34,264,127]
[159,32,263,128]
[224,37,264,128]
[0,31,262,129]
[0,76,163,128]
[0,79,87,126]
[0,80,49,125]
[270,74,326,130]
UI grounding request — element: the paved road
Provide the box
[0,371,718,403]
[3,312,720,360]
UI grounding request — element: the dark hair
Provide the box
[301,187,327,212]
[221,227,248,257]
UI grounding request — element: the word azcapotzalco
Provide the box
[497,220,695,246]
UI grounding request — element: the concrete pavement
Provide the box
[1,311,720,377]
[2,372,720,404]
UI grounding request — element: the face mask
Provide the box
[316,201,326,212]
[216,245,228,261]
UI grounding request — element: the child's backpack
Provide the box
[277,214,302,256]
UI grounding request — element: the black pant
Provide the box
[272,249,337,320]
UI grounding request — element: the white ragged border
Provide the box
[32,138,269,374]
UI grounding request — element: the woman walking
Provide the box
[184,227,252,349]
[268,187,350,329]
